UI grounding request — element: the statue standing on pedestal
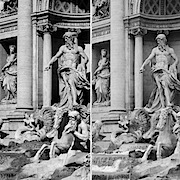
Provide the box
[140,34,180,113]
[45,31,90,108]
[93,49,110,106]
[0,45,17,104]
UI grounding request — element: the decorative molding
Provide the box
[92,25,110,38]
[54,22,90,29]
[124,14,180,31]
[31,10,90,29]
[0,25,17,33]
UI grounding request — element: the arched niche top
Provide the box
[36,0,90,14]
[140,0,180,16]
[125,0,180,31]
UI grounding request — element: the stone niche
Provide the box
[51,29,90,105]
[92,40,110,105]
[0,38,17,103]
[143,30,180,106]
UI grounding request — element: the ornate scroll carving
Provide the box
[130,28,147,36]
[0,0,18,15]
[37,23,57,36]
[92,0,110,20]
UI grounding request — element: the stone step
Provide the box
[92,154,133,180]
[92,154,131,167]
[92,172,131,180]
[0,152,29,179]
[1,120,24,131]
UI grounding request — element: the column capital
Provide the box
[37,23,57,36]
[130,28,147,37]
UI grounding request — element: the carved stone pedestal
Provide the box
[0,105,33,145]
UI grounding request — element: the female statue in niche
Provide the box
[0,45,17,104]
[93,49,110,106]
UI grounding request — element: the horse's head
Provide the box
[118,114,129,132]
[24,113,36,130]
[156,107,171,131]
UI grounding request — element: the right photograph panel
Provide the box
[92,0,180,180]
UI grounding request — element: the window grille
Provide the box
[49,0,90,13]
[140,0,180,15]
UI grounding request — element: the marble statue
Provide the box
[0,45,17,104]
[92,119,104,142]
[45,31,90,108]
[140,34,180,113]
[93,49,110,106]
[109,109,150,152]
[141,107,176,162]
[33,108,89,162]
[171,111,180,158]
[15,107,55,143]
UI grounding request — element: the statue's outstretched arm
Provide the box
[44,46,63,71]
[140,48,156,73]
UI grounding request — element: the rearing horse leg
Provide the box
[157,142,163,160]
[33,144,49,162]
[141,144,154,162]
[49,142,57,159]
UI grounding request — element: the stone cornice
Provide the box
[32,10,90,27]
[124,13,180,31]
[92,18,110,39]
[92,25,110,39]
[0,14,17,36]
[54,22,90,29]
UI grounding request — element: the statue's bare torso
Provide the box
[153,47,172,71]
[60,45,80,69]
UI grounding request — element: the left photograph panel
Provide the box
[0,0,90,179]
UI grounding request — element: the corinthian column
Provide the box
[131,28,147,109]
[38,24,57,107]
[17,0,32,109]
[110,0,126,112]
